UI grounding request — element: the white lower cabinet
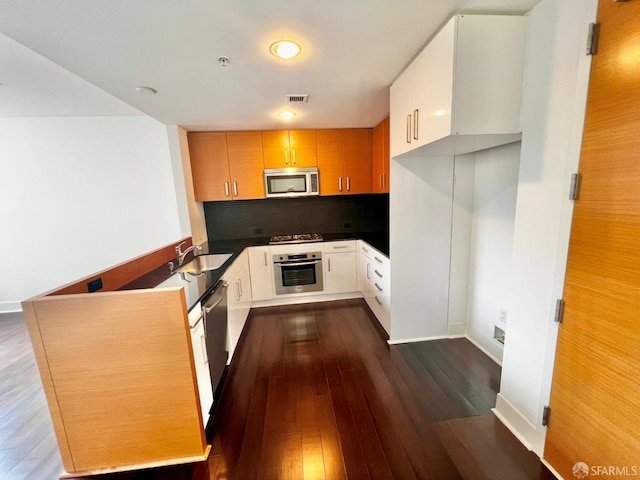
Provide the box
[187,303,213,425]
[323,241,357,294]
[357,240,391,334]
[247,246,273,300]
[223,251,252,362]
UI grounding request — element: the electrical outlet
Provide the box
[499,308,507,324]
[253,227,263,234]
[343,222,351,229]
[87,278,103,293]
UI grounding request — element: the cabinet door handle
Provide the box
[413,109,419,140]
[233,181,238,197]
[292,149,297,165]
[285,149,290,166]
[362,247,369,253]
[333,245,349,250]
[234,281,240,301]
[238,278,243,297]
[224,182,230,197]
[380,174,384,189]
[328,258,331,272]
[374,283,383,292]
[366,263,371,280]
[375,269,383,278]
[201,334,208,363]
[406,114,412,144]
[346,176,350,191]
[374,256,383,264]
[375,296,383,306]
[264,251,267,266]
[339,177,343,192]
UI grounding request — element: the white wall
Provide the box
[464,142,521,363]
[389,155,453,343]
[494,0,597,455]
[0,116,184,312]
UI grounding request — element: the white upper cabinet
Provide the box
[390,14,526,158]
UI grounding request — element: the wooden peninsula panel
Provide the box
[23,288,209,476]
[50,238,192,296]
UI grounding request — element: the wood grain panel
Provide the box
[316,129,344,196]
[289,130,318,167]
[45,238,191,296]
[544,1,640,478]
[373,117,390,193]
[30,289,207,473]
[262,130,290,168]
[187,132,231,201]
[226,131,265,200]
[20,301,73,471]
[343,129,372,194]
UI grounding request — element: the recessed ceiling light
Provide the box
[279,111,296,120]
[435,109,447,116]
[135,86,157,95]
[270,40,301,59]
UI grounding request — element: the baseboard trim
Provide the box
[251,292,362,308]
[464,334,503,366]
[493,393,537,451]
[388,335,449,345]
[0,302,22,313]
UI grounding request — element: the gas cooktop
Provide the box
[269,233,323,244]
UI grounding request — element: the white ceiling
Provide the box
[0,0,541,131]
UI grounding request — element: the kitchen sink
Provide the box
[177,253,232,274]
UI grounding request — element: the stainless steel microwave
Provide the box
[264,168,319,198]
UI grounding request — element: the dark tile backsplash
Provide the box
[204,194,389,241]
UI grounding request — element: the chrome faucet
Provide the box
[175,241,203,266]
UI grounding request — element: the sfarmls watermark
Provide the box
[573,462,638,478]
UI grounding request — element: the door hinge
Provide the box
[554,299,565,323]
[542,406,551,427]
[569,173,580,200]
[587,22,600,55]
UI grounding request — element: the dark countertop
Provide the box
[119,231,388,313]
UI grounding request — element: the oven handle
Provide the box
[274,260,322,267]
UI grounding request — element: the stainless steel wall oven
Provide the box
[273,251,323,295]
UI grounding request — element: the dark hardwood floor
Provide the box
[0,300,553,480]
[200,299,552,480]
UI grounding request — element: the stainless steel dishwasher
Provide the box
[202,281,228,406]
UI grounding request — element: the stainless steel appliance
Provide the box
[264,167,319,198]
[273,251,323,294]
[269,233,323,244]
[201,281,228,404]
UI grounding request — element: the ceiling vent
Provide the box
[286,94,309,103]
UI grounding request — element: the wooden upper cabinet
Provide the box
[261,130,290,168]
[226,131,265,200]
[289,130,317,167]
[187,132,232,201]
[317,130,344,196]
[343,129,372,194]
[372,117,390,193]
[317,128,373,196]
[262,130,317,168]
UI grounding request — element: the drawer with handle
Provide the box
[323,240,356,253]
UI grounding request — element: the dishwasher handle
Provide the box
[189,282,228,330]
[204,282,228,313]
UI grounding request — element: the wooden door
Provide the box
[226,131,265,200]
[262,130,290,168]
[544,2,640,478]
[317,129,344,196]
[372,117,389,193]
[187,132,231,201]
[289,130,317,167]
[343,129,372,194]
